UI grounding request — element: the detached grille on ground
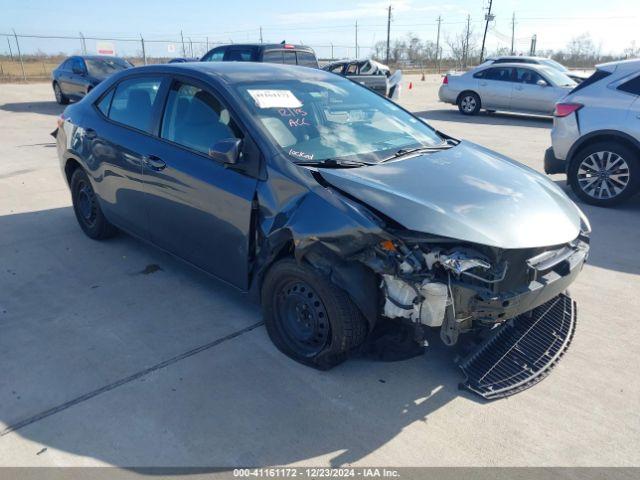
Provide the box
[460,293,577,400]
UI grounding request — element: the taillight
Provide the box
[283,44,295,49]
[554,103,583,117]
[56,113,66,128]
[442,75,449,85]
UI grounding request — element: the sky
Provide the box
[1,0,639,59]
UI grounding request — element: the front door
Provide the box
[142,79,258,289]
[511,67,564,114]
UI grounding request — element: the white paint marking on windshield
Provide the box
[248,89,303,109]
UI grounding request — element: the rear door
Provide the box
[475,67,513,109]
[141,77,259,288]
[620,75,640,139]
[83,75,167,238]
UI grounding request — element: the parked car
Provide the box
[167,58,198,63]
[545,59,640,206]
[479,56,589,83]
[51,55,132,105]
[323,59,402,99]
[54,62,590,398]
[439,63,576,115]
[201,42,318,68]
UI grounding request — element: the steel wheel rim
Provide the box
[577,151,630,200]
[275,280,330,356]
[461,95,476,112]
[75,179,97,226]
[54,84,61,103]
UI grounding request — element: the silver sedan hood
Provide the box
[319,141,582,249]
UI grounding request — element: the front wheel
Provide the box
[568,142,639,207]
[262,259,367,370]
[457,92,481,115]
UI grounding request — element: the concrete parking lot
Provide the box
[1,75,639,467]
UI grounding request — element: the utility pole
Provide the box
[79,32,86,54]
[330,42,334,60]
[7,37,14,61]
[259,26,263,44]
[180,30,186,58]
[463,14,471,68]
[140,35,147,65]
[480,0,494,62]
[435,15,442,72]
[530,34,537,56]
[355,21,359,58]
[510,12,516,55]
[385,4,392,64]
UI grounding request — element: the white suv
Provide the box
[545,59,640,206]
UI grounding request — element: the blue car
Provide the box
[54,62,590,398]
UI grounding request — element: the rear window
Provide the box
[618,75,640,96]
[296,51,318,68]
[224,48,255,61]
[570,70,612,94]
[263,50,284,64]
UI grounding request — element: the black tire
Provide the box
[457,91,481,115]
[568,141,639,207]
[53,82,69,105]
[262,258,367,370]
[70,168,117,239]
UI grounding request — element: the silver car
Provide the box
[480,55,590,83]
[545,59,640,206]
[439,63,576,116]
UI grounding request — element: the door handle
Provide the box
[84,128,97,139]
[144,155,166,170]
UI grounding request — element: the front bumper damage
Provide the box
[355,230,589,399]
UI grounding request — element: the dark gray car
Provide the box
[54,62,590,399]
[51,55,132,104]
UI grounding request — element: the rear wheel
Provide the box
[53,82,69,105]
[457,92,481,115]
[569,142,639,207]
[262,259,367,369]
[70,168,117,239]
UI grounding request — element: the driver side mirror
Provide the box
[536,79,548,87]
[208,138,242,164]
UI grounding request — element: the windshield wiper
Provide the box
[294,158,373,168]
[379,143,454,163]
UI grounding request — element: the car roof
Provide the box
[476,62,553,72]
[209,43,315,52]
[124,61,334,85]
[488,55,549,62]
[596,58,640,72]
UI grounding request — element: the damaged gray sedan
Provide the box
[55,62,590,399]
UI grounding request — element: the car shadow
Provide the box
[416,108,552,129]
[0,101,64,116]
[551,179,640,276]
[0,206,476,467]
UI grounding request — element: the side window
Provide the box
[160,82,242,155]
[473,69,487,79]
[329,64,344,73]
[346,63,359,75]
[108,77,162,133]
[283,51,296,65]
[60,59,72,71]
[96,88,115,116]
[203,48,225,62]
[485,67,514,82]
[263,50,284,64]
[618,75,640,95]
[224,48,254,61]
[515,68,544,85]
[71,58,85,73]
[296,51,318,68]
